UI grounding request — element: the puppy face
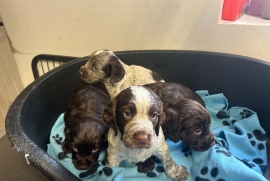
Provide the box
[62,119,108,170]
[163,99,215,151]
[103,86,166,149]
[79,50,125,85]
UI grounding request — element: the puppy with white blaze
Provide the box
[102,86,189,181]
[79,49,164,98]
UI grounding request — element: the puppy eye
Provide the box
[194,128,202,135]
[92,148,99,153]
[124,110,132,118]
[72,147,78,152]
[151,112,158,119]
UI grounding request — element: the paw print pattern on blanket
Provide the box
[195,166,226,181]
[58,152,68,160]
[215,144,265,172]
[248,130,267,150]
[222,119,237,126]
[240,109,253,119]
[247,129,267,165]
[79,163,113,179]
[182,146,192,157]
[79,163,99,179]
[134,158,166,178]
[216,110,230,119]
[155,166,165,173]
[52,134,63,145]
[144,157,166,178]
[215,110,237,126]
[154,158,165,174]
[52,134,69,160]
[102,167,113,176]
[215,107,267,173]
[146,172,157,178]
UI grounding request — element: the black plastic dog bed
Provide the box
[5,50,270,180]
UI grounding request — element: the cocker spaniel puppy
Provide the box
[144,82,215,151]
[79,49,164,98]
[102,85,189,181]
[62,82,110,170]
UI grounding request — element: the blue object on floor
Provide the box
[47,91,267,181]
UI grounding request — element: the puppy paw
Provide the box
[167,165,189,181]
[136,156,156,173]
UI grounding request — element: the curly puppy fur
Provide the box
[102,86,189,181]
[79,49,164,98]
[144,82,215,151]
[62,82,110,170]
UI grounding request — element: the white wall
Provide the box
[1,0,270,87]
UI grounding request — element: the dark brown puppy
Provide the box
[136,82,214,173]
[144,82,215,151]
[62,82,110,170]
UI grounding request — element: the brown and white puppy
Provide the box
[62,82,110,170]
[103,86,189,181]
[144,82,215,151]
[79,49,164,98]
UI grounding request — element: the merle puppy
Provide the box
[144,82,215,151]
[79,49,164,98]
[62,82,110,170]
[103,86,189,181]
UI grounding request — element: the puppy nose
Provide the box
[79,67,84,76]
[207,134,215,147]
[136,134,149,143]
[78,159,86,165]
[78,159,90,168]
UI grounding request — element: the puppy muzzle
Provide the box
[122,121,154,149]
[183,133,215,152]
[74,158,96,170]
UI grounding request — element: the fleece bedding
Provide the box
[47,90,268,181]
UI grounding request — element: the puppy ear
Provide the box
[162,99,194,143]
[62,140,72,153]
[163,107,182,142]
[62,127,72,153]
[155,102,166,136]
[165,108,179,122]
[102,100,118,136]
[155,112,166,136]
[108,56,125,85]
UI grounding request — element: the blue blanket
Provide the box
[47,91,268,181]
